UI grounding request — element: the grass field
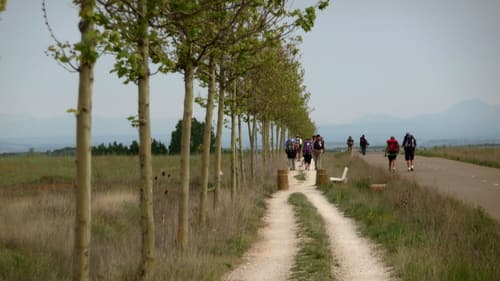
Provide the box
[0,153,283,281]
[319,153,500,281]
[2,152,499,280]
[417,145,500,169]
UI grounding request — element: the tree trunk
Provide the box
[213,66,225,207]
[230,82,237,199]
[261,120,268,164]
[198,57,216,225]
[279,125,285,154]
[253,116,258,181]
[270,122,274,156]
[72,1,95,280]
[178,58,195,251]
[237,114,245,187]
[247,115,255,185]
[275,124,280,153]
[137,0,154,277]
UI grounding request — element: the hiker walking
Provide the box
[302,137,314,170]
[402,132,417,171]
[313,134,325,169]
[360,134,369,155]
[384,136,400,171]
[346,136,354,155]
[295,135,303,162]
[285,138,297,170]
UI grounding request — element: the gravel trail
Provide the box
[222,163,393,281]
[221,176,299,281]
[299,169,394,281]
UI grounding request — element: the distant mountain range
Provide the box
[317,99,500,147]
[1,99,499,153]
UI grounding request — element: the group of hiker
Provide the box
[285,134,325,171]
[285,132,417,173]
[347,133,417,172]
[384,133,417,172]
[347,134,370,156]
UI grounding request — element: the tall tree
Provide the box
[197,56,216,225]
[136,0,155,277]
[168,118,214,154]
[94,0,171,277]
[45,0,100,279]
[160,0,261,249]
[73,2,97,280]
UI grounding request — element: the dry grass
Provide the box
[0,154,280,281]
[417,145,500,169]
[319,152,500,281]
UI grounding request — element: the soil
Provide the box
[222,162,393,281]
[362,152,500,221]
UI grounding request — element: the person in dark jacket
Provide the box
[402,132,417,171]
[285,138,297,170]
[359,134,369,155]
[346,136,354,155]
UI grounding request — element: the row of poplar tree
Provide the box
[32,0,330,280]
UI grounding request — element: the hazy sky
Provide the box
[1,0,499,128]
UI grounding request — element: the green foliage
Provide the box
[289,192,334,281]
[126,115,140,128]
[168,118,215,154]
[44,0,102,71]
[94,0,174,84]
[92,139,167,156]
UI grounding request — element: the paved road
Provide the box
[362,152,500,221]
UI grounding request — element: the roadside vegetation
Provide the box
[288,192,334,281]
[417,145,500,169]
[0,154,284,281]
[319,153,500,281]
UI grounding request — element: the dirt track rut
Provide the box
[222,164,393,281]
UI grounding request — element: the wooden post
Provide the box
[277,169,289,190]
[316,169,328,186]
[370,184,386,191]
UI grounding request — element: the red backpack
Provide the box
[387,139,399,153]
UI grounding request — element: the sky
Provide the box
[1,0,500,133]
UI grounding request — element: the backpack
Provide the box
[313,138,324,150]
[303,141,313,155]
[404,135,416,149]
[285,139,295,153]
[387,139,399,153]
[293,141,300,152]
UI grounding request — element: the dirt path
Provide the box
[362,152,500,221]
[299,169,393,281]
[221,178,298,281]
[222,163,393,281]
